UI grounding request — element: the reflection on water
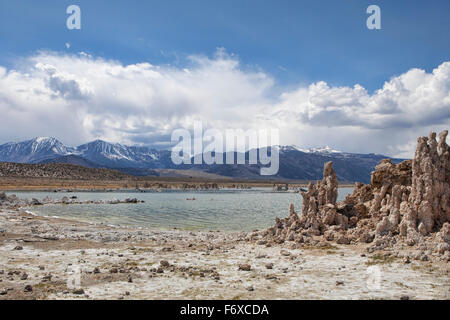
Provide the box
[13,188,354,232]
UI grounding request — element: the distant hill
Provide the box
[0,162,131,180]
[39,155,100,168]
[0,137,406,183]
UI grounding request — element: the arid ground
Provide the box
[0,207,448,300]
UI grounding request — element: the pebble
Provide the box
[265,263,274,270]
[24,285,33,292]
[13,246,23,251]
[160,260,170,267]
[280,250,290,256]
[72,289,85,295]
[336,281,345,286]
[42,274,52,281]
[238,264,251,271]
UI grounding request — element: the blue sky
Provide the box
[1,0,449,92]
[0,1,449,157]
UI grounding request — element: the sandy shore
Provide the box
[0,205,449,300]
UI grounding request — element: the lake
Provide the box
[12,188,354,232]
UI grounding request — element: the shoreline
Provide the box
[0,177,356,192]
[0,197,449,300]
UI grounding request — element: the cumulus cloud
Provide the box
[264,62,450,157]
[0,49,448,158]
[0,50,273,147]
[272,64,450,129]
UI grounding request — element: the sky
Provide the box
[0,0,449,157]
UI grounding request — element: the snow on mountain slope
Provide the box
[68,140,162,168]
[0,138,401,182]
[0,137,76,163]
[276,145,342,154]
[0,137,161,166]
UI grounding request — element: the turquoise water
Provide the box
[12,188,354,232]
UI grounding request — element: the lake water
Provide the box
[12,188,354,232]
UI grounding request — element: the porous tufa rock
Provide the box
[319,161,339,206]
[406,131,450,235]
[371,159,412,191]
[260,130,449,261]
[262,161,342,244]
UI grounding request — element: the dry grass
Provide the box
[366,253,397,266]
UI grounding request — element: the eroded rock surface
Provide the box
[260,130,450,262]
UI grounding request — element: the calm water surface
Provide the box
[13,188,354,232]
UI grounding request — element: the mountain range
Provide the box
[0,137,404,183]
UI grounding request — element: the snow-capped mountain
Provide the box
[0,137,76,163]
[0,137,160,167]
[0,137,403,182]
[75,140,160,168]
[0,138,350,166]
[306,146,342,154]
[276,145,341,154]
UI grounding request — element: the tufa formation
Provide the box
[258,130,450,261]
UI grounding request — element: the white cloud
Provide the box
[272,63,450,129]
[0,50,448,158]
